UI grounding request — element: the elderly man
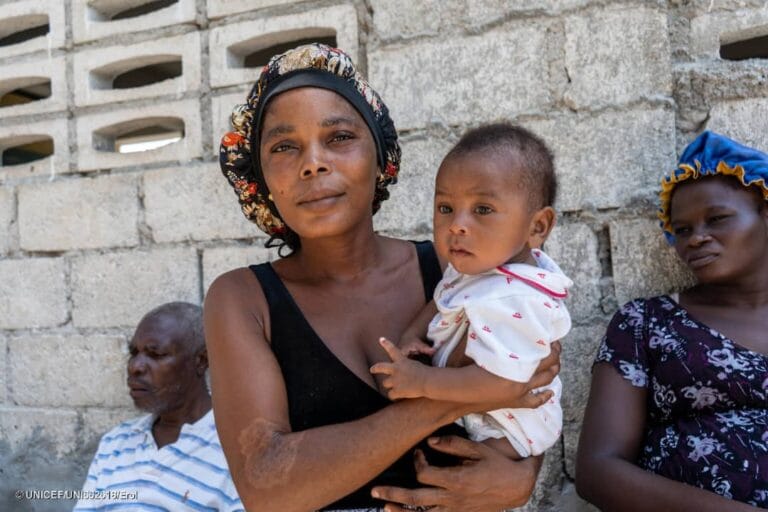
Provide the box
[74,302,244,511]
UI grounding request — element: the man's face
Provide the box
[126,313,199,414]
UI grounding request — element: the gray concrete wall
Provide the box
[0,0,765,510]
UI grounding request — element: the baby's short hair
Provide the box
[445,122,556,211]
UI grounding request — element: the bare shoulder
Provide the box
[204,265,270,344]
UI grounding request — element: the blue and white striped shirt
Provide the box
[74,410,244,511]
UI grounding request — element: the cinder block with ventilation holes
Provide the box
[72,0,196,43]
[0,55,66,119]
[208,4,358,89]
[0,116,69,180]
[207,0,300,19]
[73,32,201,107]
[0,0,65,59]
[690,8,768,59]
[75,99,202,171]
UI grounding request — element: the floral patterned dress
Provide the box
[596,296,768,507]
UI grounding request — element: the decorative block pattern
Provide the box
[72,0,197,43]
[208,4,359,89]
[690,7,768,59]
[18,174,139,251]
[207,0,300,19]
[73,32,202,107]
[0,55,67,119]
[0,117,69,180]
[75,99,202,171]
[0,0,66,59]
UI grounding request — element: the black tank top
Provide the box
[249,241,465,510]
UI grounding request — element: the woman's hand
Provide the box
[372,436,541,511]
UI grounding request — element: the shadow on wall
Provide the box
[0,432,96,512]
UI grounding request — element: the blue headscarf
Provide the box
[659,131,768,242]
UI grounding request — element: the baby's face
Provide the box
[433,151,537,275]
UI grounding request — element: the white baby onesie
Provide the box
[428,249,572,457]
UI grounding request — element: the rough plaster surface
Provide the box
[0,1,765,510]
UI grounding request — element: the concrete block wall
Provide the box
[0,1,763,510]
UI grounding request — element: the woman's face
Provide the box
[258,87,379,242]
[669,176,768,284]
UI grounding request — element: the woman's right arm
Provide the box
[576,363,757,512]
[204,270,467,512]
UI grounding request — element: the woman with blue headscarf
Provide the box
[576,131,768,510]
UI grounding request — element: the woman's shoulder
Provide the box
[205,266,270,336]
[207,265,264,297]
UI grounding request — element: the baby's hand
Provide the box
[399,337,435,359]
[370,337,430,400]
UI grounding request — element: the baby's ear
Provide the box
[528,206,556,247]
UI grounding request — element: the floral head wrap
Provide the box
[659,130,768,243]
[219,43,401,251]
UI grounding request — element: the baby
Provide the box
[371,123,572,458]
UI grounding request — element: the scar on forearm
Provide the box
[238,418,304,489]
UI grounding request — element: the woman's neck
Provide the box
[291,227,386,283]
[686,273,768,308]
